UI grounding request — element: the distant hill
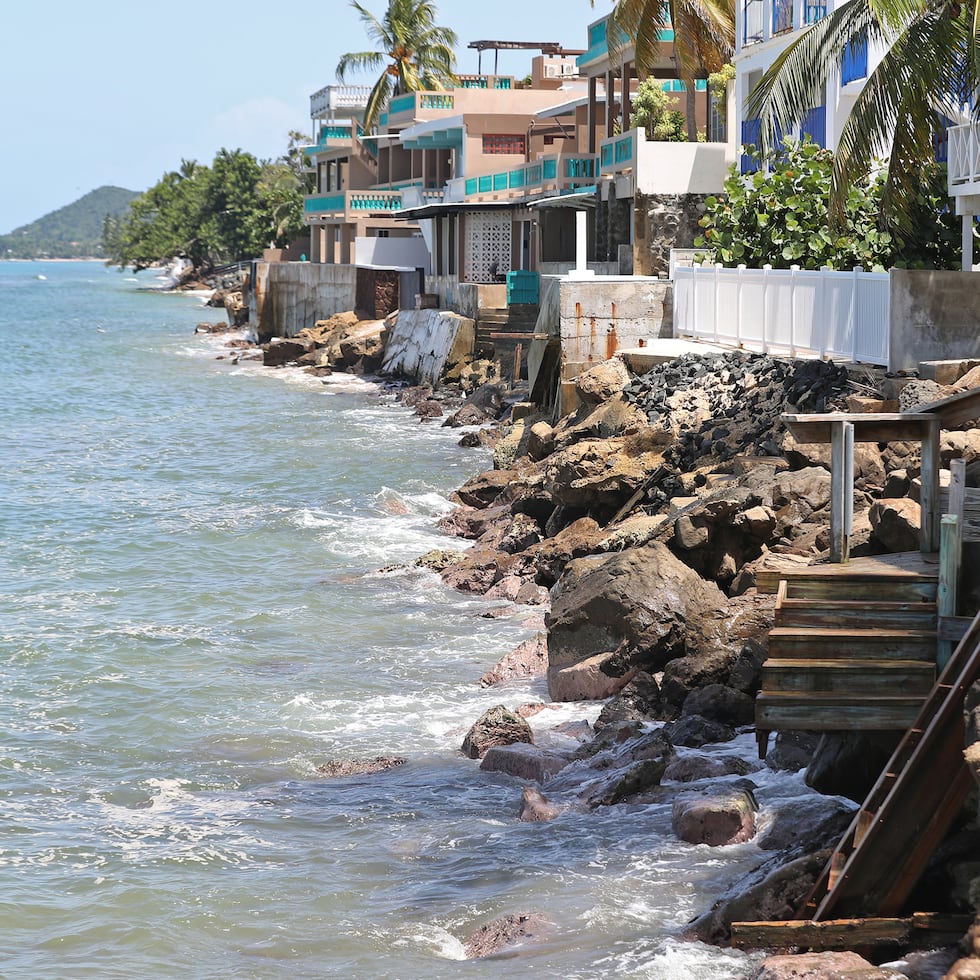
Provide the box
[0,186,141,259]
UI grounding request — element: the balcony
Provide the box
[386,91,456,122]
[949,122,980,193]
[456,74,513,90]
[461,154,597,201]
[309,84,372,119]
[578,14,673,70]
[600,127,733,193]
[304,189,404,219]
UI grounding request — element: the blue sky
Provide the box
[0,0,601,232]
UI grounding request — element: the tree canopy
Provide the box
[103,135,312,272]
[745,0,973,230]
[336,0,457,132]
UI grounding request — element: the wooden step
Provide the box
[782,577,938,603]
[775,598,938,630]
[761,658,936,696]
[755,692,928,731]
[768,627,937,661]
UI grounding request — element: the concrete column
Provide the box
[588,76,598,154]
[606,70,615,137]
[963,214,974,271]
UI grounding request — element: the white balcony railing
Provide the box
[310,84,372,119]
[949,122,980,190]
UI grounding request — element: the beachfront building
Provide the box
[733,0,884,168]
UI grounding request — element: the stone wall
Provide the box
[355,268,401,320]
[633,193,711,278]
[889,270,980,371]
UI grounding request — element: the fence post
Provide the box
[690,266,698,340]
[713,263,722,345]
[736,264,746,348]
[789,264,799,356]
[818,266,830,359]
[849,266,860,362]
[762,264,771,354]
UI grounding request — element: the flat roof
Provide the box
[467,40,583,55]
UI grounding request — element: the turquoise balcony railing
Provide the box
[461,153,597,199]
[419,93,454,109]
[600,144,613,167]
[614,135,634,164]
[319,123,352,141]
[579,14,673,67]
[304,193,345,214]
[388,93,415,116]
[304,191,403,215]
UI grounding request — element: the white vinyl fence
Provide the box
[673,264,891,366]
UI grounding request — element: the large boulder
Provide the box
[546,543,727,702]
[672,787,758,845]
[461,705,534,759]
[869,498,921,553]
[479,744,568,782]
[543,438,664,512]
[480,633,547,687]
[574,357,632,405]
[750,952,905,979]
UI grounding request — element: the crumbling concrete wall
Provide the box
[381,309,475,386]
[251,262,357,341]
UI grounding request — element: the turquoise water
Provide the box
[0,261,781,979]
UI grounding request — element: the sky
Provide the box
[0,0,601,232]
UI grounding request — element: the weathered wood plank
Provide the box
[916,385,980,428]
[731,914,972,951]
[768,627,937,661]
[783,412,941,445]
[939,615,973,643]
[756,695,926,731]
[775,599,937,629]
[761,659,935,695]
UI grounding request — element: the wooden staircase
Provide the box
[732,609,980,950]
[755,558,940,757]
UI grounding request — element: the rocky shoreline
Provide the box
[198,308,980,978]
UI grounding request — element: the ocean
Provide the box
[0,260,816,979]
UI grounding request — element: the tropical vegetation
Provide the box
[695,139,963,270]
[744,0,974,231]
[0,186,139,260]
[103,134,313,273]
[591,0,735,139]
[336,0,457,132]
[630,77,688,141]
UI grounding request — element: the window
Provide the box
[804,0,827,23]
[743,0,764,43]
[482,134,526,155]
[802,105,826,147]
[772,0,793,35]
[842,33,868,84]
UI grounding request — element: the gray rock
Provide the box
[461,705,534,760]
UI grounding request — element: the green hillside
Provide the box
[1,186,140,259]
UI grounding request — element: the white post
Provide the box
[713,263,722,344]
[789,264,799,356]
[568,210,595,279]
[963,214,974,272]
[762,264,771,354]
[849,266,860,362]
[736,264,745,347]
[817,266,830,359]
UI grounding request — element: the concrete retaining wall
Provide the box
[558,276,673,376]
[890,270,980,371]
[251,261,357,340]
[381,309,475,386]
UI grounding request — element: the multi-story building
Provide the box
[733,0,881,167]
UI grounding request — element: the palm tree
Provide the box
[591,0,736,140]
[336,0,458,132]
[745,0,973,230]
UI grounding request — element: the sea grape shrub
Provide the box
[694,138,962,270]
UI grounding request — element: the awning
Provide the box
[528,187,597,209]
[394,200,517,220]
